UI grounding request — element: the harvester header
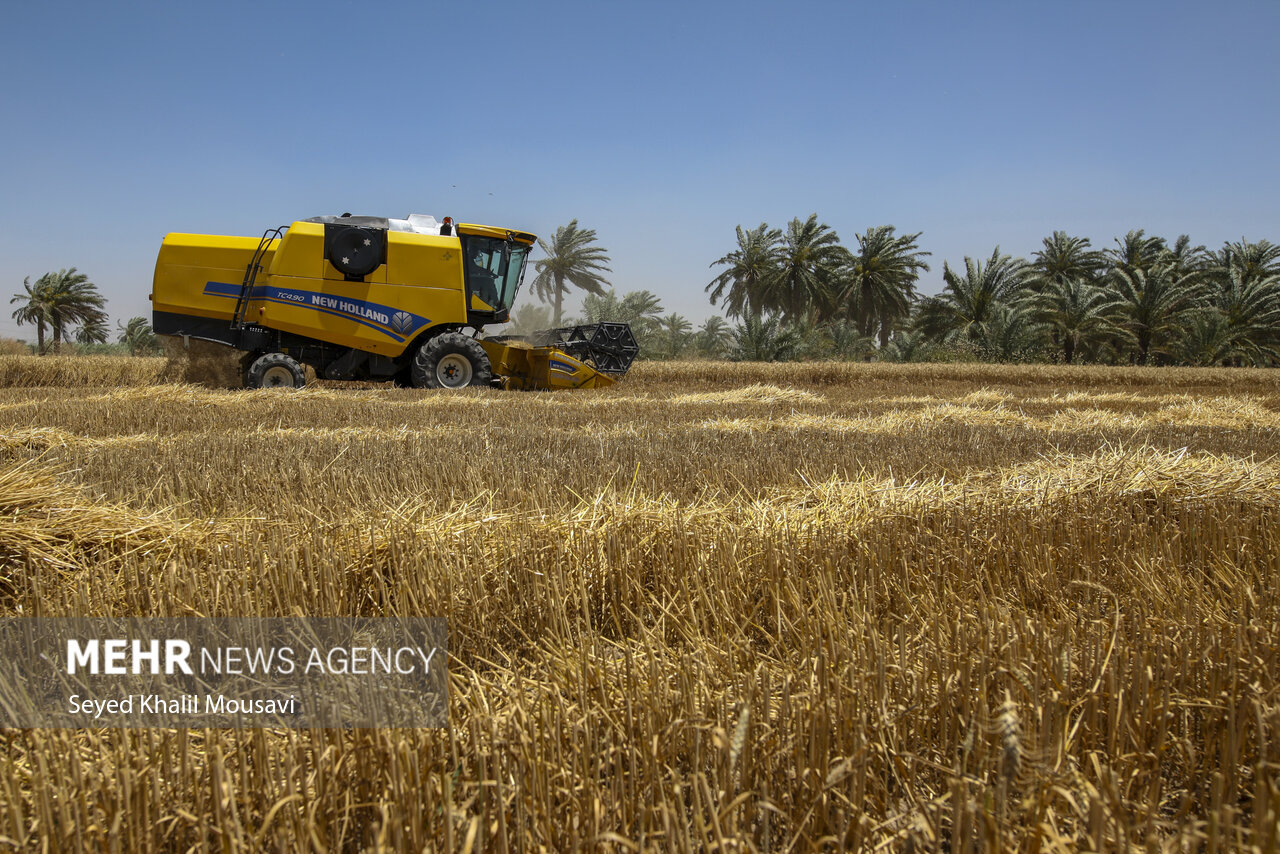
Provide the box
[151,214,637,390]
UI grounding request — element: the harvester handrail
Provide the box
[231,226,287,331]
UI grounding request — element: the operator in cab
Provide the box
[467,248,500,307]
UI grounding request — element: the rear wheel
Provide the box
[245,352,306,389]
[411,332,491,389]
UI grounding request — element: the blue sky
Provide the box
[2,0,1278,340]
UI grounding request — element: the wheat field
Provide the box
[0,356,1277,851]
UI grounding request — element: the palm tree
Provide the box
[1108,230,1168,279]
[1166,234,1210,280]
[1026,232,1109,358]
[1171,237,1277,368]
[1027,232,1107,292]
[580,289,664,353]
[74,312,110,345]
[117,317,158,356]
[1109,260,1202,365]
[757,215,851,325]
[581,289,663,326]
[731,313,801,362]
[823,319,876,361]
[1031,277,1126,364]
[880,329,933,363]
[37,268,106,352]
[847,226,931,347]
[978,302,1044,362]
[915,248,1028,344]
[508,304,553,335]
[1202,262,1280,365]
[10,275,53,354]
[531,220,611,326]
[1213,238,1280,284]
[1179,309,1237,367]
[656,313,692,360]
[1097,234,1206,364]
[1229,238,1280,274]
[693,316,734,358]
[706,223,782,319]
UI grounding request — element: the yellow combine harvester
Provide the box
[151,214,637,389]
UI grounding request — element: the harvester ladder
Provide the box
[231,226,286,330]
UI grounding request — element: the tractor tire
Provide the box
[245,352,306,389]
[411,333,491,389]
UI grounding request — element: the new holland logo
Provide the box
[390,311,414,334]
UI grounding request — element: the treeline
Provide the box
[511,291,884,362]
[699,217,1280,366]
[11,268,159,355]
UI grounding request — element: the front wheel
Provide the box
[411,332,492,389]
[245,352,306,389]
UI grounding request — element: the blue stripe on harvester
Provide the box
[202,281,428,342]
[549,358,579,374]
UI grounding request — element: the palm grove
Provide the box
[529,216,1280,366]
[10,268,157,355]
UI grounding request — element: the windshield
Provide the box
[461,236,530,312]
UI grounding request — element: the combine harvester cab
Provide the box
[151,214,638,390]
